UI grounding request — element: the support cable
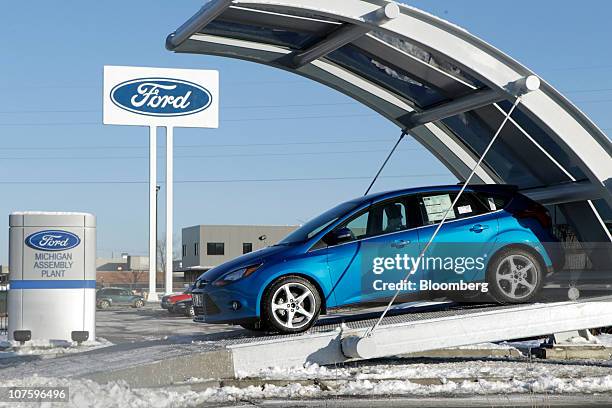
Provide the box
[363,96,523,338]
[364,130,407,196]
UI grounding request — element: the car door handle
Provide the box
[391,239,410,248]
[469,224,489,233]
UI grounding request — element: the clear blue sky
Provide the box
[1,1,611,262]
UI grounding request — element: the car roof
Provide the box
[354,184,518,205]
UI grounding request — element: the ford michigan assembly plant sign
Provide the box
[103,65,219,127]
[23,228,85,283]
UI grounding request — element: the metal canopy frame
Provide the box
[167,0,612,245]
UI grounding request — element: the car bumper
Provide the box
[191,285,258,324]
[173,301,191,311]
[161,301,173,309]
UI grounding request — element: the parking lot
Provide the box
[95,303,247,345]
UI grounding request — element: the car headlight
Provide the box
[212,264,262,287]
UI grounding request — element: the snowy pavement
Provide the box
[1,359,612,407]
[1,306,612,406]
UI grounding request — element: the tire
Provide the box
[167,307,176,314]
[133,299,145,308]
[98,300,111,309]
[261,275,321,334]
[486,247,544,304]
[184,305,195,318]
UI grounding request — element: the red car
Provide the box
[161,288,194,317]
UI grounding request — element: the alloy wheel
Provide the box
[495,254,538,300]
[270,282,316,330]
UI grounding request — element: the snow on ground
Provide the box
[3,367,612,408]
[0,334,112,358]
[596,333,612,346]
[452,342,518,350]
[241,359,612,382]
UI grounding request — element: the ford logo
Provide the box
[25,230,81,252]
[110,78,212,117]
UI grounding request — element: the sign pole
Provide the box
[147,126,158,301]
[165,126,174,294]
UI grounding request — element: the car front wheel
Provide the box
[487,247,544,304]
[133,299,145,308]
[185,305,195,318]
[262,276,321,334]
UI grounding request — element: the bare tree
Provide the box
[157,236,181,273]
[124,269,147,286]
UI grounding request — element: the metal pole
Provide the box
[165,126,174,294]
[156,184,160,286]
[364,130,406,196]
[147,126,157,302]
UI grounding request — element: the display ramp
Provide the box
[226,296,612,376]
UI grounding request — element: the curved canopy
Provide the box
[167,0,611,244]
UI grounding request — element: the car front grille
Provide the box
[193,293,220,316]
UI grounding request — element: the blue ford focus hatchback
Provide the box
[191,185,561,334]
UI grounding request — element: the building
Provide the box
[0,265,8,286]
[181,224,298,283]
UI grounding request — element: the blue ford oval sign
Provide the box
[110,77,212,117]
[25,230,81,252]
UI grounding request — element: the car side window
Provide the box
[120,290,131,296]
[367,199,410,237]
[420,192,489,225]
[317,209,369,248]
[341,211,369,241]
[474,192,510,211]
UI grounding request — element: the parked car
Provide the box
[191,185,561,334]
[161,287,194,317]
[96,287,145,309]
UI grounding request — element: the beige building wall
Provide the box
[182,225,298,269]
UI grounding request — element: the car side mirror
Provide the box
[327,227,354,245]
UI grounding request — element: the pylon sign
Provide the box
[103,65,219,300]
[103,65,219,127]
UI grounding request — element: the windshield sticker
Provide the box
[488,197,497,211]
[457,205,472,215]
[423,194,456,222]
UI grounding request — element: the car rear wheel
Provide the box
[133,299,145,308]
[487,248,543,304]
[262,276,321,334]
[98,300,110,309]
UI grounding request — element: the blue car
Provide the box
[191,185,561,334]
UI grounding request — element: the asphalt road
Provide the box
[95,304,241,344]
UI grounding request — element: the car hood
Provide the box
[200,244,292,282]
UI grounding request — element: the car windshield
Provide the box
[278,199,363,245]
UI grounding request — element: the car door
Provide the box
[416,191,499,284]
[325,195,421,307]
[120,289,134,305]
[324,209,370,307]
[358,195,422,304]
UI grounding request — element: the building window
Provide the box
[194,243,199,256]
[182,244,186,257]
[242,243,253,254]
[207,242,224,255]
